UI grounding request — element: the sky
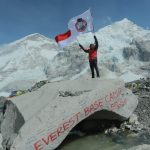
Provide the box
[0,0,150,44]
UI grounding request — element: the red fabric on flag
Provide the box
[55,30,71,43]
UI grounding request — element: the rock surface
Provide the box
[0,97,25,150]
[126,78,150,129]
[8,77,138,150]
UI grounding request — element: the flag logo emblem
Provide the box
[75,18,87,32]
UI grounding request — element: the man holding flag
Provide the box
[55,9,100,78]
[79,35,100,78]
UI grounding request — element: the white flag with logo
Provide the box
[68,9,94,37]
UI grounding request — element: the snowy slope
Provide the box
[0,33,59,92]
[0,19,150,94]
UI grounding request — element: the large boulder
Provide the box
[9,77,138,150]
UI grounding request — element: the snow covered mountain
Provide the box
[0,18,150,95]
[0,33,59,93]
[46,18,150,81]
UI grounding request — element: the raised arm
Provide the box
[94,35,98,50]
[79,44,89,53]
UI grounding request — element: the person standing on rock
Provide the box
[79,35,100,78]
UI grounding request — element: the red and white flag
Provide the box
[55,30,76,48]
[68,9,94,36]
[55,9,94,48]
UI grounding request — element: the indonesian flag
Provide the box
[68,9,94,36]
[55,9,94,48]
[55,30,76,48]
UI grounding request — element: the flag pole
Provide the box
[90,8,95,36]
[76,37,80,45]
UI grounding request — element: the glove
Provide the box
[94,35,96,39]
[79,44,83,48]
[79,44,82,47]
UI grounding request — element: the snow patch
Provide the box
[120,71,143,82]
[40,49,58,60]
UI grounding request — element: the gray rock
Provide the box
[59,90,91,97]
[123,39,150,62]
[105,126,119,135]
[129,114,138,124]
[0,97,25,150]
[135,40,150,62]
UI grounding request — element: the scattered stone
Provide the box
[129,114,138,124]
[29,80,49,92]
[59,90,90,97]
[125,78,150,130]
[105,126,119,135]
[105,113,143,137]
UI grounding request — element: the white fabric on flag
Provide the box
[68,9,94,37]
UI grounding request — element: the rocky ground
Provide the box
[126,78,150,129]
[103,78,150,149]
[105,78,150,135]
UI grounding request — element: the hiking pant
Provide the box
[89,59,100,78]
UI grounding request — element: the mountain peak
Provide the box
[21,33,49,41]
[116,18,135,26]
[10,33,53,46]
[104,18,143,33]
[97,18,140,35]
[122,18,133,23]
[25,33,45,38]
